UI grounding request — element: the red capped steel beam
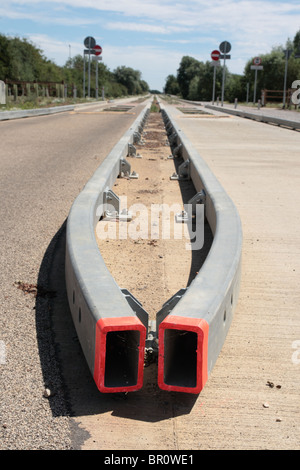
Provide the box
[94,317,146,393]
[158,315,209,394]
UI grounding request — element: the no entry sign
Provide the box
[94,45,102,56]
[211,50,220,61]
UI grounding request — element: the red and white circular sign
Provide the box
[253,57,261,65]
[94,45,102,56]
[211,50,220,61]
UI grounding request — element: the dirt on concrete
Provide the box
[95,110,210,320]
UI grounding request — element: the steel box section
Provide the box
[158,101,243,394]
[65,103,150,393]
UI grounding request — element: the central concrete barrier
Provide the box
[157,101,243,394]
[65,97,242,395]
[65,102,150,393]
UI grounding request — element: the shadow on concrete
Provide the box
[35,221,200,437]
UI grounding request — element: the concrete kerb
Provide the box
[0,105,75,121]
[0,96,151,121]
[157,100,243,394]
[65,102,151,393]
[205,104,300,130]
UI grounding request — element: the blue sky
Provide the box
[0,0,299,91]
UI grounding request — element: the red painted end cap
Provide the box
[94,317,146,393]
[158,315,209,394]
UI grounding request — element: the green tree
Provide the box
[177,56,204,99]
[0,34,149,100]
[113,66,146,95]
[164,74,180,95]
[244,44,300,101]
[293,30,300,53]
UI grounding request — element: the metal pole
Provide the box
[283,50,289,109]
[212,65,216,104]
[96,58,98,100]
[221,42,227,107]
[83,52,85,98]
[253,69,257,104]
[88,38,91,98]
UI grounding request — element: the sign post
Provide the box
[93,45,102,100]
[210,50,221,104]
[250,58,263,104]
[83,36,96,98]
[219,41,231,106]
[283,49,292,108]
[83,38,102,99]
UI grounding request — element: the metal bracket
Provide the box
[169,131,178,146]
[119,158,139,179]
[103,189,119,213]
[121,289,149,330]
[173,142,183,158]
[170,159,190,181]
[121,289,158,362]
[133,131,141,143]
[145,320,158,361]
[188,189,206,213]
[175,210,189,223]
[103,189,132,221]
[128,143,136,156]
[156,288,187,326]
[128,143,142,158]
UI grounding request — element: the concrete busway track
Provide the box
[153,98,300,449]
[205,103,300,130]
[156,99,242,395]
[71,98,299,450]
[66,93,242,397]
[1,94,300,450]
[0,96,152,450]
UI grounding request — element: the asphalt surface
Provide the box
[0,99,148,449]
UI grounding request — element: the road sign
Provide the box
[219,41,231,107]
[210,60,220,67]
[84,36,96,48]
[220,54,231,60]
[211,50,220,61]
[94,45,102,56]
[253,57,261,65]
[251,65,263,70]
[219,41,231,54]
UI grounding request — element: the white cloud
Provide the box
[103,44,184,90]
[1,0,300,90]
[105,22,169,34]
